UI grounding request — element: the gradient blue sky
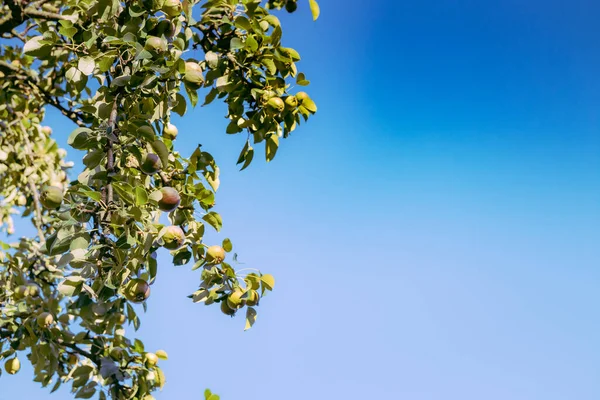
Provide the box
[3,0,600,399]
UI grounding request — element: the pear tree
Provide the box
[0,0,319,398]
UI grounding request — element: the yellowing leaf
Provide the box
[309,0,320,21]
[261,274,275,291]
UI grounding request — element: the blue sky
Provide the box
[3,0,600,399]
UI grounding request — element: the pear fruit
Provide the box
[161,0,181,17]
[295,91,310,103]
[162,225,185,250]
[220,300,236,316]
[115,313,127,325]
[163,123,178,140]
[145,36,167,54]
[245,289,259,307]
[267,96,285,113]
[40,186,63,209]
[125,279,151,303]
[67,354,78,365]
[140,153,162,175]
[158,187,181,212]
[4,357,20,375]
[36,312,54,328]
[285,1,298,13]
[227,290,245,310]
[184,61,203,87]
[144,352,159,367]
[206,245,225,264]
[14,285,29,300]
[284,95,298,108]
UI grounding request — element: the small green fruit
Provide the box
[295,91,310,104]
[144,352,159,367]
[158,187,181,212]
[220,300,236,316]
[67,354,78,365]
[227,290,245,310]
[124,279,151,303]
[145,36,167,54]
[40,186,63,209]
[284,96,298,108]
[140,153,162,175]
[115,313,127,325]
[161,0,181,17]
[37,312,54,328]
[163,123,178,140]
[285,1,298,13]
[14,285,29,300]
[41,126,52,135]
[206,245,225,264]
[110,347,124,360]
[267,96,285,112]
[26,283,40,298]
[162,225,185,250]
[245,289,259,307]
[4,358,20,375]
[184,61,203,87]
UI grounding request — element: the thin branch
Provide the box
[0,60,85,127]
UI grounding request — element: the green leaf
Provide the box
[150,140,169,169]
[309,0,320,20]
[77,57,95,76]
[230,38,244,50]
[222,238,232,252]
[244,307,257,331]
[266,134,279,162]
[68,128,93,150]
[202,212,222,232]
[135,187,148,206]
[23,36,51,57]
[261,274,275,291]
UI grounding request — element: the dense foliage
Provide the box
[0,0,318,398]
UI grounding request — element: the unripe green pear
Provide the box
[4,357,20,375]
[220,300,236,316]
[110,347,124,360]
[284,95,298,108]
[155,20,177,38]
[227,290,245,310]
[14,285,29,300]
[40,186,63,209]
[161,0,181,17]
[37,312,54,328]
[158,187,181,212]
[144,352,159,367]
[145,36,167,54]
[267,96,285,112]
[26,283,40,298]
[115,313,127,325]
[206,245,225,264]
[140,153,162,175]
[124,279,151,303]
[295,91,310,104]
[184,61,203,87]
[163,123,178,140]
[162,225,185,250]
[285,1,298,13]
[245,289,259,307]
[41,126,52,135]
